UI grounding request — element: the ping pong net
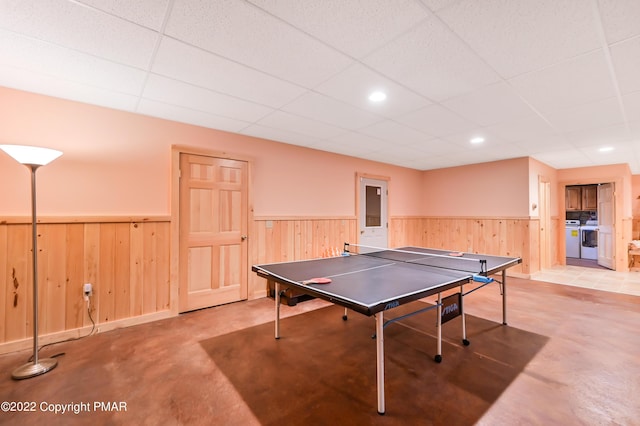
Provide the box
[344,243,489,277]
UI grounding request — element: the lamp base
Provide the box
[12,358,58,380]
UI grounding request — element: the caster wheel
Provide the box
[434,354,442,363]
[342,315,348,321]
[463,339,470,346]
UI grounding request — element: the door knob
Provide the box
[241,235,247,241]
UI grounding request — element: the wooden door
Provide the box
[179,154,248,312]
[597,183,614,269]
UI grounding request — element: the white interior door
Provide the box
[359,177,388,250]
[597,183,614,269]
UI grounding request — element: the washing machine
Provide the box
[565,220,581,258]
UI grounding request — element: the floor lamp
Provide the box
[0,144,63,380]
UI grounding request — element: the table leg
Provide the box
[435,293,442,363]
[375,311,385,415]
[275,282,281,339]
[461,284,469,346]
[502,269,507,325]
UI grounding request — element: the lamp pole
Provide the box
[11,163,59,379]
[0,145,62,380]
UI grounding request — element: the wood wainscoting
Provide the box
[0,217,170,353]
[249,216,539,298]
[1,215,541,353]
[249,217,359,297]
[389,217,539,275]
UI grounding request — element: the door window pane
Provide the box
[365,185,381,227]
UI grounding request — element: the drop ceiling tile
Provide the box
[629,120,640,136]
[579,141,638,166]
[487,114,559,143]
[165,0,352,87]
[255,111,346,139]
[532,149,593,170]
[247,0,428,57]
[509,50,617,113]
[152,37,307,108]
[77,0,171,31]
[137,99,250,133]
[358,120,432,144]
[325,131,390,153]
[0,29,147,95]
[362,17,501,101]
[441,128,506,148]
[442,82,535,126]
[240,124,326,148]
[0,0,158,68]
[610,36,640,95]
[310,137,378,158]
[597,0,640,44]
[360,148,416,166]
[314,63,431,118]
[0,65,139,112]
[142,75,274,122]
[514,136,574,154]
[396,104,478,137]
[623,91,640,121]
[545,97,625,133]
[281,92,382,130]
[436,149,493,165]
[420,0,461,13]
[480,142,530,161]
[404,137,467,156]
[437,0,601,78]
[563,123,633,147]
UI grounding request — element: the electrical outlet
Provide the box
[83,283,93,298]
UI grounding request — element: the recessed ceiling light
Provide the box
[599,146,614,152]
[368,91,387,102]
[470,137,485,144]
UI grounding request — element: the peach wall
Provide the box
[421,157,531,218]
[529,157,559,218]
[0,87,423,218]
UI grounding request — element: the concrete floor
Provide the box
[0,275,639,425]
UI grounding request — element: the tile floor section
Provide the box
[531,263,640,296]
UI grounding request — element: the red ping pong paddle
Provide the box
[301,277,332,285]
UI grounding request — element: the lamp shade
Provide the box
[0,144,63,166]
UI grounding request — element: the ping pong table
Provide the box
[252,244,521,414]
